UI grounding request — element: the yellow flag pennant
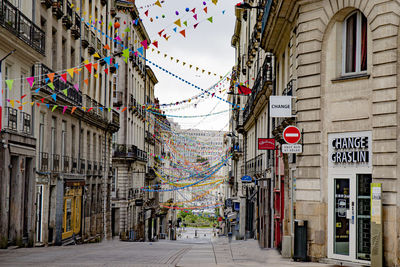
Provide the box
[67,68,74,78]
[93,52,100,59]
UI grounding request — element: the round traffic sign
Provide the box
[283,126,301,144]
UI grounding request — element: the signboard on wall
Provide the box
[258,138,275,150]
[269,96,292,117]
[328,131,372,169]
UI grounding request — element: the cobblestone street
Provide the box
[0,229,333,267]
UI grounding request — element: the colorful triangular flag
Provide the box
[174,19,181,27]
[180,29,186,37]
[5,79,14,90]
[207,16,213,23]
[26,77,35,87]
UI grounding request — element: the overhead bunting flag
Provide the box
[212,0,218,5]
[191,8,196,13]
[183,21,187,27]
[238,85,252,95]
[174,19,181,27]
[48,82,55,90]
[51,93,57,101]
[93,63,98,71]
[154,0,161,7]
[122,48,130,62]
[74,84,79,91]
[84,79,89,85]
[60,73,67,83]
[67,68,74,78]
[104,44,110,50]
[152,41,158,48]
[5,79,14,90]
[173,27,177,32]
[71,107,77,114]
[52,105,57,112]
[124,27,130,33]
[62,89,68,96]
[158,29,164,36]
[207,17,213,23]
[145,10,149,16]
[26,77,35,87]
[194,23,199,29]
[63,106,68,114]
[104,56,112,65]
[204,7,208,13]
[94,52,100,58]
[85,63,92,73]
[193,14,198,20]
[104,68,109,74]
[141,40,148,49]
[137,46,144,55]
[179,30,186,37]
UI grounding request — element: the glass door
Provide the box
[334,178,350,256]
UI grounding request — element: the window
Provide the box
[343,11,367,74]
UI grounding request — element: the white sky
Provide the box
[136,0,236,130]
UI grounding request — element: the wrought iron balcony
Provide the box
[71,157,78,172]
[62,1,73,29]
[5,107,17,131]
[0,0,45,54]
[235,109,244,133]
[113,144,139,160]
[62,155,70,172]
[113,91,123,107]
[87,160,92,171]
[52,0,64,19]
[20,112,31,134]
[88,31,96,54]
[80,158,86,174]
[71,12,81,39]
[110,109,120,131]
[32,63,83,106]
[145,131,155,145]
[39,152,49,172]
[51,154,60,172]
[82,24,89,48]
[41,0,53,9]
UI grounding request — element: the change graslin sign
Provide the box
[328,131,372,168]
[269,96,292,117]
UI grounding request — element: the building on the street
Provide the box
[229,0,400,265]
[1,0,120,247]
[111,0,161,242]
[0,0,44,248]
[32,0,119,246]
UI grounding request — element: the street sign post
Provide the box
[282,144,302,153]
[283,126,301,144]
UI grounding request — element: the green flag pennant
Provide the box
[48,82,55,90]
[51,105,58,112]
[62,89,68,96]
[122,48,130,63]
[5,79,14,90]
[183,21,187,27]
[207,16,213,23]
[108,107,111,112]
[124,27,130,33]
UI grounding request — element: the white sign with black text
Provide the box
[282,144,302,153]
[269,96,292,118]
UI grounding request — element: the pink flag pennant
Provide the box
[26,77,35,87]
[74,84,79,91]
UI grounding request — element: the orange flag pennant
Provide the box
[179,29,186,37]
[47,73,55,83]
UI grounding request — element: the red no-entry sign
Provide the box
[283,126,301,144]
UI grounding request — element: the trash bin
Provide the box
[293,220,308,261]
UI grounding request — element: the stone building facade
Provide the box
[0,0,44,248]
[230,0,400,265]
[111,0,158,241]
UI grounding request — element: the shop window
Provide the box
[343,11,367,74]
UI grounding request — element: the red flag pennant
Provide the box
[60,73,67,83]
[193,14,198,20]
[238,85,252,95]
[104,44,110,50]
[204,7,208,13]
[21,94,26,99]
[36,103,40,107]
[191,8,196,13]
[158,29,164,37]
[145,10,149,16]
[179,29,186,37]
[88,107,93,112]
[104,68,109,74]
[152,41,158,48]
[141,40,148,49]
[85,63,92,73]
[40,98,45,103]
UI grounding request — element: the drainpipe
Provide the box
[103,0,109,241]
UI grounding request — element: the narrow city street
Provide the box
[0,228,331,267]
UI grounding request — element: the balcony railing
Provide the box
[33,63,83,106]
[80,158,86,174]
[245,154,265,178]
[20,112,31,134]
[5,107,17,130]
[39,152,49,172]
[51,154,60,172]
[82,23,89,47]
[62,155,70,172]
[71,12,81,39]
[71,157,77,172]
[52,0,64,19]
[0,0,45,54]
[113,91,123,107]
[62,1,73,29]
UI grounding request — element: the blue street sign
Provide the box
[241,175,253,183]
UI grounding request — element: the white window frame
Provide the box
[342,11,367,75]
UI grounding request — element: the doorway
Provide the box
[329,173,371,262]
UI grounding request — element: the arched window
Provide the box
[343,11,367,74]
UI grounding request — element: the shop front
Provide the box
[62,181,84,240]
[327,131,371,264]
